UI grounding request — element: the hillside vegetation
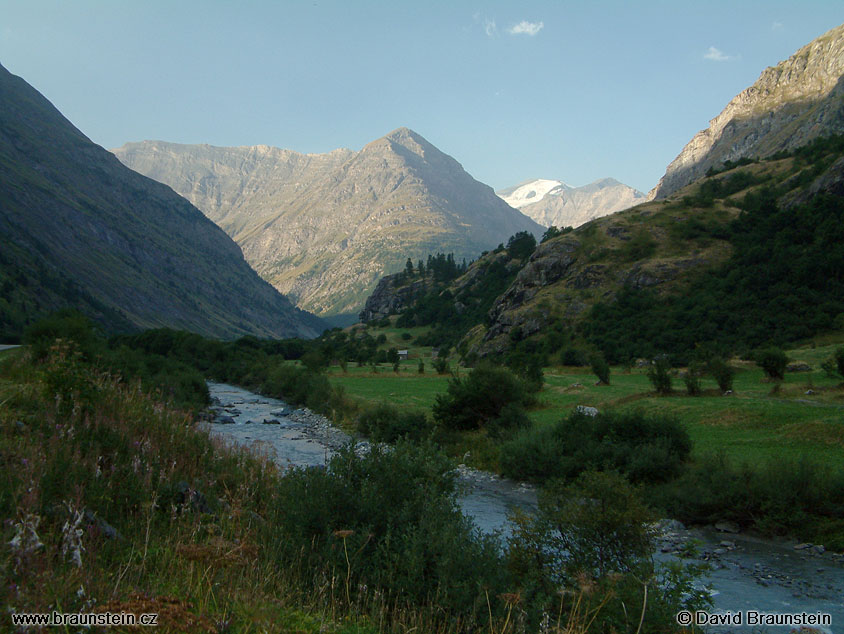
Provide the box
[363,136,844,367]
[1,325,710,633]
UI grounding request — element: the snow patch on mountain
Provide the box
[498,179,570,209]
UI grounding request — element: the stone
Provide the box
[714,520,740,534]
[83,510,121,540]
[654,519,686,533]
[216,415,236,424]
[262,419,281,425]
[787,362,812,372]
[793,543,813,550]
[575,405,599,417]
[175,481,213,515]
[812,544,826,555]
[719,540,736,548]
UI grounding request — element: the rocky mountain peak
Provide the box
[115,128,541,317]
[651,22,844,199]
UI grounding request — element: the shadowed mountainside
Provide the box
[0,63,324,340]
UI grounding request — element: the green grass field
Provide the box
[325,338,844,471]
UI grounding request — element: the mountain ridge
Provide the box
[114,128,543,316]
[651,22,844,199]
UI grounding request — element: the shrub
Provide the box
[271,442,506,616]
[755,347,788,380]
[507,471,710,630]
[500,410,692,485]
[590,353,610,385]
[683,364,701,396]
[23,310,103,361]
[357,402,429,443]
[432,357,449,374]
[562,347,589,367]
[822,347,844,379]
[647,357,672,394]
[621,229,657,261]
[432,363,535,432]
[486,402,531,439]
[708,358,735,392]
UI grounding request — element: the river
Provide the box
[205,381,843,632]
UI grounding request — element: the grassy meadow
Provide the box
[325,325,844,472]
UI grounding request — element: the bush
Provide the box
[822,347,844,379]
[432,363,535,432]
[590,353,610,385]
[755,347,788,380]
[655,453,844,549]
[270,442,506,616]
[647,357,672,395]
[500,410,692,485]
[432,357,449,374]
[357,402,429,443]
[562,347,589,367]
[683,364,701,396]
[708,358,735,392]
[23,310,103,361]
[507,471,710,630]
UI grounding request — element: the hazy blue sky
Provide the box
[1,1,841,192]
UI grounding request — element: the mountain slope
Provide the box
[114,128,543,316]
[0,63,323,340]
[651,22,844,199]
[498,178,645,228]
[361,135,844,362]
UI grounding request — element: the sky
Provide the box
[1,1,842,193]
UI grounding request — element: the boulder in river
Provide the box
[715,520,740,533]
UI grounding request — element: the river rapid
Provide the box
[204,381,843,632]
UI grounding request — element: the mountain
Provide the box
[362,134,844,362]
[497,178,645,228]
[114,128,543,317]
[651,22,844,199]
[0,63,324,340]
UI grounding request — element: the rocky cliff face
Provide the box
[651,23,844,199]
[115,128,543,317]
[0,63,323,339]
[358,273,432,323]
[498,178,645,228]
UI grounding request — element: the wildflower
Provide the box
[61,504,85,568]
[8,514,44,568]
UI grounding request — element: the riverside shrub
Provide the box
[432,363,535,432]
[270,442,507,617]
[500,410,692,485]
[358,402,429,443]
